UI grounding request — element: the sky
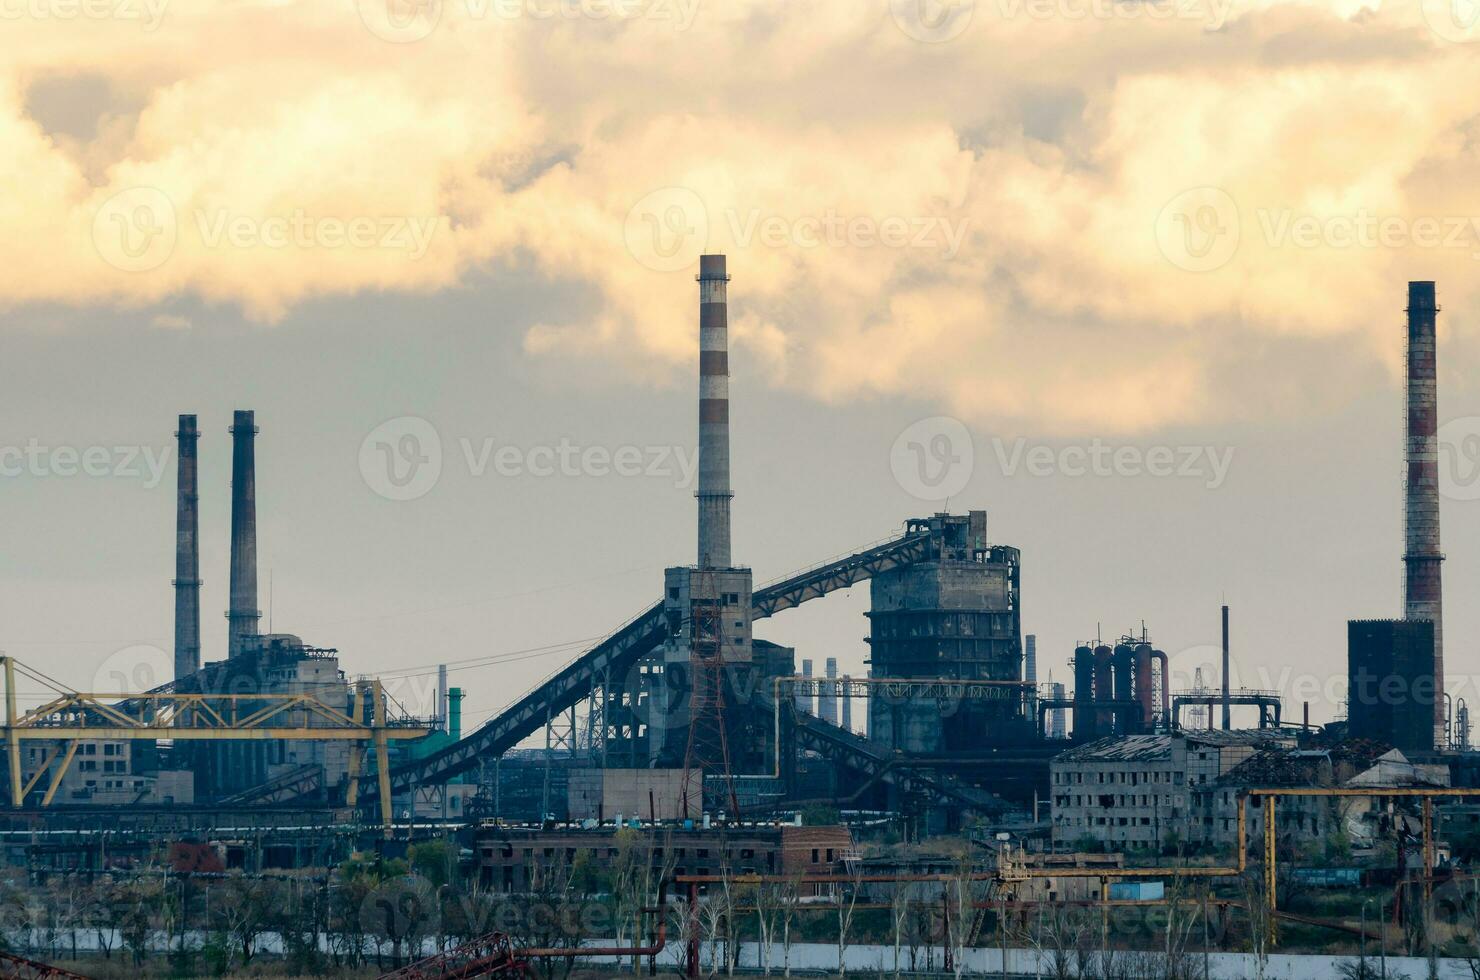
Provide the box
[4,0,1480,737]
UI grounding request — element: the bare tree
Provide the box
[835,856,865,979]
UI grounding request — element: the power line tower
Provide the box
[681,568,739,817]
[1189,667,1209,731]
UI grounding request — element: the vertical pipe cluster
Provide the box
[696,254,733,569]
[227,410,261,658]
[173,415,201,681]
[1403,281,1444,744]
[1221,605,1231,730]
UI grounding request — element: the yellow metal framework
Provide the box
[0,656,429,835]
[1247,785,1480,943]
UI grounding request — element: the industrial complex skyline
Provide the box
[5,2,1480,737]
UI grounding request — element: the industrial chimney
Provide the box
[1404,281,1444,744]
[696,254,733,569]
[173,415,201,681]
[227,410,260,658]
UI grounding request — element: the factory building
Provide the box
[475,822,854,893]
[1050,731,1287,851]
[866,511,1028,753]
[1347,619,1439,752]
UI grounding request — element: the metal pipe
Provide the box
[174,414,201,681]
[696,254,732,569]
[1221,605,1231,730]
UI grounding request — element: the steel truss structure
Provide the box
[0,657,428,833]
[370,524,990,810]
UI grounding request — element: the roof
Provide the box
[1054,735,1173,763]
[1218,749,1332,788]
[1345,749,1451,789]
[1056,730,1289,765]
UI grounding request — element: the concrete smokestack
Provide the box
[1404,281,1444,744]
[227,410,260,658]
[1221,605,1231,730]
[697,254,733,569]
[173,416,201,681]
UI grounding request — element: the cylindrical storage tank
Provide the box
[1094,645,1114,734]
[1112,644,1135,734]
[1073,645,1095,739]
[1134,643,1156,734]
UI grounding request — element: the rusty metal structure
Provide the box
[0,952,94,980]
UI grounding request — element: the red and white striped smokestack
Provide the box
[697,254,733,569]
[227,410,260,658]
[174,415,201,681]
[1404,281,1444,745]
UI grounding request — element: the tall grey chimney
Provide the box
[227,410,260,658]
[1404,281,1444,745]
[174,415,201,681]
[697,254,733,569]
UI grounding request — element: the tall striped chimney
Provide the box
[227,410,260,658]
[697,254,733,569]
[1404,281,1444,744]
[173,415,201,681]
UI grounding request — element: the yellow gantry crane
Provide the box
[0,655,430,835]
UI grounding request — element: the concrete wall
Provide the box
[566,768,697,820]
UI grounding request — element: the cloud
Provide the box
[2,0,1479,432]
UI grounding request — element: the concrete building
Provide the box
[475,823,854,893]
[1050,731,1290,851]
[567,768,698,821]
